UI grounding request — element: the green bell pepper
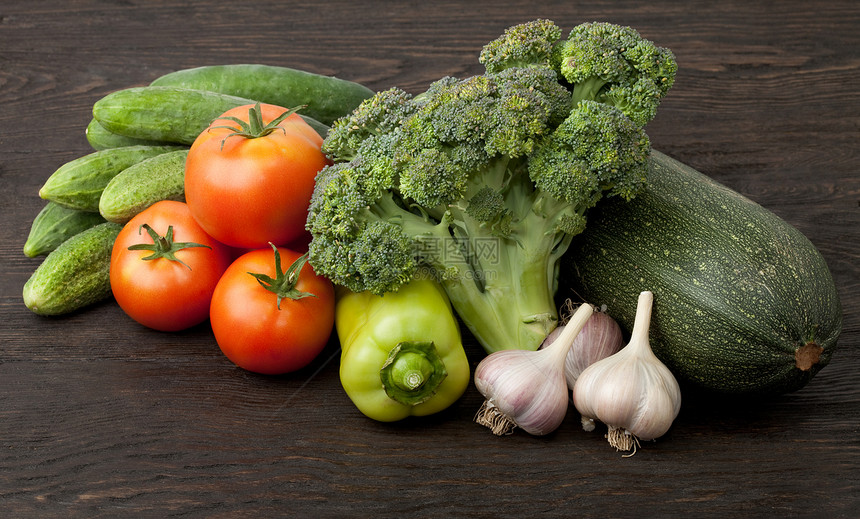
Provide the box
[336,276,470,422]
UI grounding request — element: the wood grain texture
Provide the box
[1,1,858,517]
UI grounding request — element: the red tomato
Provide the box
[210,246,335,375]
[110,200,233,332]
[184,102,329,249]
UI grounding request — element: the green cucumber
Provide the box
[39,145,185,211]
[92,86,329,145]
[23,222,122,316]
[150,64,374,126]
[86,118,175,150]
[99,149,188,224]
[23,202,107,257]
[561,150,842,396]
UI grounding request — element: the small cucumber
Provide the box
[92,86,329,145]
[150,64,375,126]
[39,145,185,212]
[23,222,122,316]
[99,149,188,224]
[23,202,107,257]
[86,118,175,150]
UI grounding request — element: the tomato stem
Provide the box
[127,224,211,270]
[210,102,306,150]
[247,244,316,309]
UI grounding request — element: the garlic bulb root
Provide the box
[607,426,641,455]
[474,401,516,436]
[581,416,595,432]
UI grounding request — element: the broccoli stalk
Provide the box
[430,174,579,351]
[306,19,674,353]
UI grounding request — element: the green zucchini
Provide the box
[92,86,329,145]
[39,145,185,211]
[23,202,107,257]
[561,150,842,396]
[150,63,375,126]
[23,222,122,316]
[86,118,175,150]
[99,149,188,224]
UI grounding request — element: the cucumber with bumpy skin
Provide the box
[99,149,188,224]
[23,222,122,316]
[39,145,185,211]
[86,118,175,150]
[150,64,374,126]
[23,202,107,257]
[561,150,842,396]
[92,86,329,145]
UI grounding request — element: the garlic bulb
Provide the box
[474,303,594,436]
[573,291,681,453]
[541,303,624,388]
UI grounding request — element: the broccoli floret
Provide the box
[466,186,506,223]
[306,160,431,294]
[529,99,651,205]
[479,19,563,73]
[323,87,417,163]
[552,21,677,126]
[307,19,673,354]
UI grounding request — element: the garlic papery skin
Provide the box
[572,291,681,453]
[541,304,625,389]
[474,303,593,436]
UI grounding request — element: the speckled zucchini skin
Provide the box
[562,150,842,396]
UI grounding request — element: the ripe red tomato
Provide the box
[210,245,335,375]
[110,200,234,332]
[184,102,329,249]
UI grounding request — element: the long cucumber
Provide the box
[86,118,175,150]
[92,86,329,145]
[150,64,374,126]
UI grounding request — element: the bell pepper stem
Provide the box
[379,341,448,406]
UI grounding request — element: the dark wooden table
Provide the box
[2,1,858,517]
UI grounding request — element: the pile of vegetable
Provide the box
[21,19,842,454]
[24,66,366,375]
[307,19,673,355]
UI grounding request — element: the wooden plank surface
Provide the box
[1,1,858,517]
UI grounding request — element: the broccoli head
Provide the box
[553,21,677,126]
[306,19,674,354]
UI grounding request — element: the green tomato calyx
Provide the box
[379,341,448,406]
[127,223,211,270]
[212,102,305,149]
[248,244,316,310]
